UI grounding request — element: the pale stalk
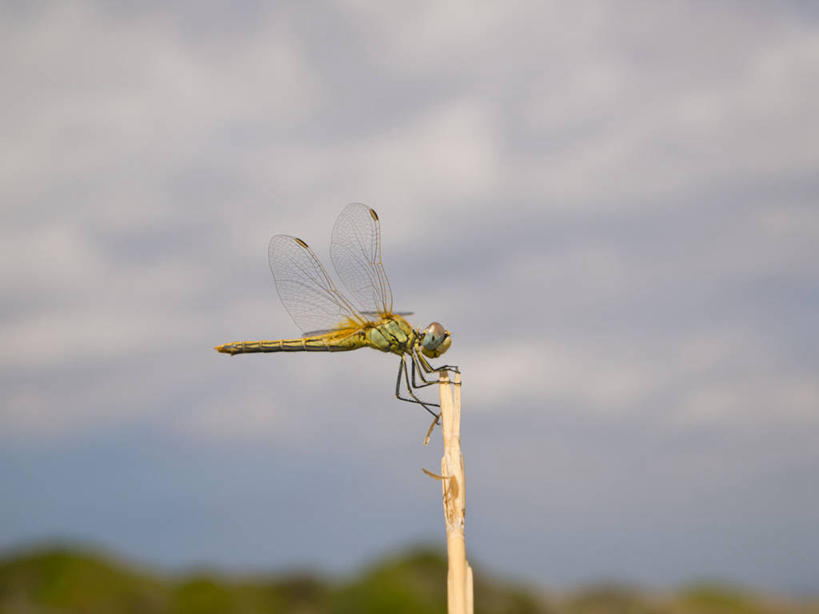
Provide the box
[438,371,473,614]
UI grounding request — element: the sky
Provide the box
[1,0,819,595]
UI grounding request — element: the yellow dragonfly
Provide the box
[215,203,456,418]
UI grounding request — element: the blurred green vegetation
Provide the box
[0,544,816,614]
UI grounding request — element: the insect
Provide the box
[215,203,456,419]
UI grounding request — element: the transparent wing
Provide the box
[268,234,367,336]
[330,203,394,316]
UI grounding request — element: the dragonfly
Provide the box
[215,203,456,419]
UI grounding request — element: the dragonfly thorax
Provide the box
[366,316,416,354]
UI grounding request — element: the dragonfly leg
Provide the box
[402,355,441,410]
[411,348,460,389]
[395,355,440,418]
[410,350,437,388]
[418,349,459,374]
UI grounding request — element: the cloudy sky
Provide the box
[2,0,818,594]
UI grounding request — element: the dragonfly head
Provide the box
[420,322,451,358]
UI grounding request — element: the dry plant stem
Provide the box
[439,370,473,614]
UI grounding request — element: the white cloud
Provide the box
[673,374,819,428]
[178,389,287,444]
[1,2,320,219]
[466,340,665,413]
[507,6,819,209]
[248,97,500,214]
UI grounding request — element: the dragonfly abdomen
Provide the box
[215,334,365,355]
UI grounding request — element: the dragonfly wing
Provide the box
[330,203,394,316]
[269,234,366,336]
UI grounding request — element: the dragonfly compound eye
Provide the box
[421,322,451,358]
